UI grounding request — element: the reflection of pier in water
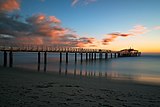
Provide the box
[0,46,141,75]
[57,59,130,80]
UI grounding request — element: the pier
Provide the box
[0,46,141,71]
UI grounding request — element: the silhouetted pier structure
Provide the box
[0,46,141,71]
[118,48,141,57]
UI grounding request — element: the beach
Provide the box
[0,66,160,107]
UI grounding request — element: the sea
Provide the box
[0,52,160,84]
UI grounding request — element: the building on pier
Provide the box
[118,48,141,57]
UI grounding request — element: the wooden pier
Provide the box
[0,46,141,71]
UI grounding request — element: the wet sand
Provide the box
[0,66,160,107]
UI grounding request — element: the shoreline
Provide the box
[0,66,160,107]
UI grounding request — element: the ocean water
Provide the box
[0,52,160,83]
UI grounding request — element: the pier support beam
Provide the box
[80,53,83,62]
[111,53,112,58]
[75,53,77,62]
[60,52,62,62]
[3,51,7,67]
[9,51,13,67]
[118,53,120,57]
[99,53,102,59]
[66,52,68,63]
[86,53,88,60]
[91,53,93,60]
[44,52,47,72]
[105,53,108,59]
[94,53,96,60]
[114,53,116,58]
[38,52,41,71]
[89,53,91,60]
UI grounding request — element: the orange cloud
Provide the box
[26,14,64,37]
[16,37,43,45]
[102,25,148,45]
[77,37,96,47]
[102,32,131,45]
[49,16,61,24]
[0,0,20,12]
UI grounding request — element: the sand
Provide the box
[0,66,160,107]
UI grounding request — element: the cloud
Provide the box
[154,26,160,30]
[0,0,20,12]
[102,25,148,45]
[26,14,61,25]
[77,37,95,47]
[0,34,14,39]
[49,16,61,24]
[129,25,148,36]
[72,0,79,6]
[0,10,97,48]
[26,14,65,38]
[102,32,131,45]
[15,37,44,45]
[71,0,97,6]
[0,14,32,37]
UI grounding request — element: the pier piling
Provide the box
[80,53,83,62]
[38,52,41,71]
[89,53,91,60]
[99,53,102,59]
[75,53,77,62]
[44,52,47,72]
[66,52,68,63]
[114,53,116,58]
[105,53,108,59]
[111,53,112,58]
[60,52,62,62]
[94,53,96,59]
[3,51,7,67]
[86,53,88,60]
[91,53,93,60]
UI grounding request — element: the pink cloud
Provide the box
[129,25,148,35]
[15,37,44,45]
[49,16,61,24]
[0,0,20,12]
[154,26,160,30]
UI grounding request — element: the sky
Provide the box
[0,0,160,53]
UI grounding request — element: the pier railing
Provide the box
[0,46,113,53]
